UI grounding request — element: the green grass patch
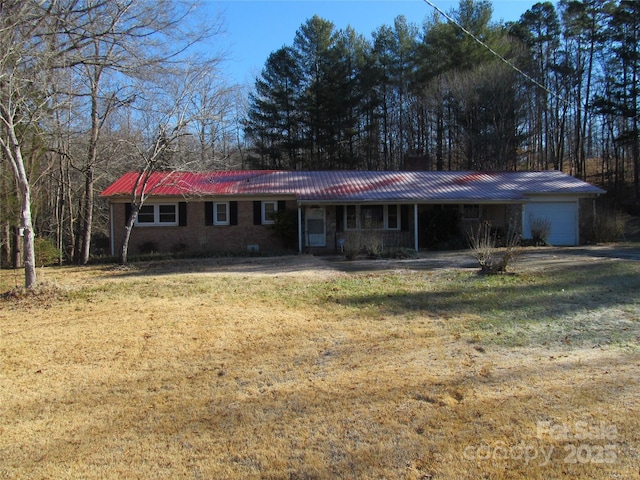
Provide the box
[320,262,640,348]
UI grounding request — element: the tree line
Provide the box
[0,0,246,285]
[244,0,640,205]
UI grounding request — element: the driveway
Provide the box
[324,244,640,273]
[118,244,640,278]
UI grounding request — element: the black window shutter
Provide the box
[278,200,286,212]
[179,202,187,226]
[125,203,132,226]
[204,202,213,226]
[401,205,410,232]
[336,205,344,232]
[253,201,262,225]
[230,201,238,225]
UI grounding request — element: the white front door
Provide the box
[305,207,326,247]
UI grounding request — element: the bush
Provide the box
[270,209,298,250]
[170,242,188,254]
[35,237,61,267]
[138,241,159,255]
[342,230,363,260]
[341,231,389,260]
[529,216,552,246]
[362,231,384,259]
[91,233,111,257]
[468,222,520,274]
[580,209,626,243]
[467,222,495,271]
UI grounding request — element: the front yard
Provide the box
[1,251,639,479]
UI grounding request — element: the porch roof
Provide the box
[100,170,605,203]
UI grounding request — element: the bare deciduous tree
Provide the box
[0,0,226,286]
[66,0,224,265]
[0,0,70,288]
[119,67,212,265]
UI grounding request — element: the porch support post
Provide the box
[414,203,419,252]
[298,205,303,253]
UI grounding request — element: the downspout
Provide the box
[414,204,419,252]
[590,193,603,245]
[109,202,115,257]
[575,198,580,246]
[298,205,303,253]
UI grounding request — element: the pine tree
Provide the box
[246,47,303,169]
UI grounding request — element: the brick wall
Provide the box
[110,200,296,256]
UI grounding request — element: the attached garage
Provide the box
[522,199,579,246]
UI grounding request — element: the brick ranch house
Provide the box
[100,170,605,256]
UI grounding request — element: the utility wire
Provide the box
[422,0,570,106]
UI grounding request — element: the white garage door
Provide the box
[523,202,578,246]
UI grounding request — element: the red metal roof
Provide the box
[100,170,605,203]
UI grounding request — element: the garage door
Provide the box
[523,202,578,246]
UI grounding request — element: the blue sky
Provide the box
[202,0,548,85]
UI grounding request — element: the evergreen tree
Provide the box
[293,15,339,169]
[332,27,369,169]
[246,47,302,169]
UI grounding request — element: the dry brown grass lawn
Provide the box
[1,254,639,479]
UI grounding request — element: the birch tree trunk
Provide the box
[119,203,138,265]
[1,117,37,287]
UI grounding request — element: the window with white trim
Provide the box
[386,205,399,229]
[262,201,278,224]
[344,205,400,230]
[214,202,230,225]
[137,205,155,224]
[135,203,178,226]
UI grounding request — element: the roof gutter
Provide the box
[296,199,526,206]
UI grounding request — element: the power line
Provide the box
[421,0,570,106]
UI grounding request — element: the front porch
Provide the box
[297,203,417,255]
[296,203,516,255]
